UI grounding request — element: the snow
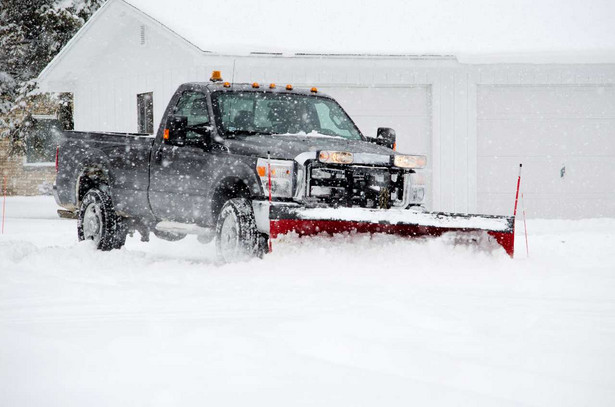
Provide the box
[1,196,615,406]
[285,207,512,231]
[124,0,615,63]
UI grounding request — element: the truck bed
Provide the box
[55,130,156,218]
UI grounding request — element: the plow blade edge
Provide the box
[268,206,515,257]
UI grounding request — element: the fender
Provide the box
[203,157,263,225]
[59,138,114,208]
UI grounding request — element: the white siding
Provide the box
[477,85,615,218]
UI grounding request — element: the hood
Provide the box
[223,134,395,160]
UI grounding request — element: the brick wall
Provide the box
[0,138,56,196]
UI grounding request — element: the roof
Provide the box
[187,81,330,97]
[125,0,615,63]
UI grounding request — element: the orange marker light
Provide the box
[311,87,318,93]
[286,84,293,90]
[210,70,223,82]
[252,82,260,88]
[223,82,231,88]
[269,83,276,89]
[163,129,169,140]
[257,166,266,177]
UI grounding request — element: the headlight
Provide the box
[394,154,427,169]
[319,151,354,164]
[256,158,294,198]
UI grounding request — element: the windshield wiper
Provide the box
[190,122,210,128]
[225,130,273,137]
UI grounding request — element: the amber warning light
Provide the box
[210,70,223,82]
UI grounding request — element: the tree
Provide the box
[0,0,105,154]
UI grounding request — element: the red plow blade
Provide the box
[269,206,515,257]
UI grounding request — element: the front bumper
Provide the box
[252,201,515,257]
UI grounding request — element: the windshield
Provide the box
[211,91,363,140]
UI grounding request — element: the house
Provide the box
[35,0,615,218]
[0,94,67,195]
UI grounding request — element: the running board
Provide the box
[155,221,213,236]
[57,209,78,219]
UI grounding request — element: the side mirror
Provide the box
[372,127,396,150]
[164,115,187,146]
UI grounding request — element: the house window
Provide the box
[24,115,64,165]
[137,92,154,134]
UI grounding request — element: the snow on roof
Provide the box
[125,0,615,63]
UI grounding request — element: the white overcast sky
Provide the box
[126,0,615,62]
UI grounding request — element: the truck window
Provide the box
[313,101,355,139]
[174,91,210,140]
[212,92,362,140]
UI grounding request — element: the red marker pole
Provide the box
[508,164,523,259]
[267,152,273,253]
[513,164,522,218]
[2,175,6,234]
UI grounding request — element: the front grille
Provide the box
[307,164,407,208]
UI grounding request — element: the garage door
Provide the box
[477,85,615,219]
[321,86,432,206]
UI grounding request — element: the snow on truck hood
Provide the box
[223,134,395,160]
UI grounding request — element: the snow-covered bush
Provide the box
[0,0,104,154]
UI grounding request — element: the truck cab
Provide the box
[151,79,426,224]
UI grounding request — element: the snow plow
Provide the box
[255,203,516,257]
[257,164,522,258]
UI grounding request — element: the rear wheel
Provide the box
[215,198,268,263]
[78,188,127,251]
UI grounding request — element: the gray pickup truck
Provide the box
[56,72,493,262]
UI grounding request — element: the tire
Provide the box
[215,198,268,263]
[78,188,127,251]
[153,229,186,242]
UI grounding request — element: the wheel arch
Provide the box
[76,164,113,206]
[210,176,253,224]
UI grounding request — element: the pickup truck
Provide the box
[56,72,513,262]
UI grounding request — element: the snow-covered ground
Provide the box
[1,196,615,406]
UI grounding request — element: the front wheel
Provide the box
[78,188,127,251]
[215,198,268,263]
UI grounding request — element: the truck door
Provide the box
[149,91,216,224]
